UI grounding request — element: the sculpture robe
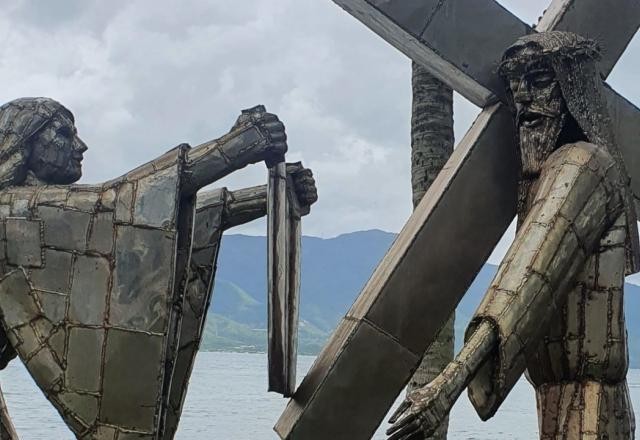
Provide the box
[0,144,225,439]
[466,142,634,437]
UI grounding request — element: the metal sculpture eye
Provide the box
[56,125,73,139]
[528,71,555,88]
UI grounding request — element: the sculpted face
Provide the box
[504,46,568,176]
[27,113,87,184]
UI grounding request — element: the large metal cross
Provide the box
[276,1,640,439]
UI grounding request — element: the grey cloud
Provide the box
[0,0,637,243]
[8,0,129,34]
[8,0,92,27]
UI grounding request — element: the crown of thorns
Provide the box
[498,31,601,77]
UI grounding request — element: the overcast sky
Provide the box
[0,0,638,263]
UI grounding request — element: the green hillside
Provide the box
[200,315,328,355]
[202,278,330,354]
[203,231,640,368]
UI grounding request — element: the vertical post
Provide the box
[268,162,304,397]
[286,180,304,396]
[268,161,290,395]
[267,161,300,397]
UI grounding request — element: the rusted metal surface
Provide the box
[284,171,304,397]
[386,30,638,440]
[331,0,638,105]
[331,0,640,202]
[275,104,519,440]
[0,148,190,438]
[161,189,226,440]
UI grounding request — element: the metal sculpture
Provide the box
[276,1,640,439]
[0,98,316,439]
[387,31,636,440]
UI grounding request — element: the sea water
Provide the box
[2,352,639,439]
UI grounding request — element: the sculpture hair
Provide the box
[0,97,74,189]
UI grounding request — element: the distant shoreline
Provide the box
[199,348,640,369]
[200,347,319,357]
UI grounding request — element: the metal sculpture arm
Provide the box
[387,142,625,439]
[220,163,317,230]
[182,105,287,195]
[221,185,267,229]
[388,321,496,439]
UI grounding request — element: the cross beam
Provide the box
[329,0,640,199]
[332,0,638,106]
[275,2,640,439]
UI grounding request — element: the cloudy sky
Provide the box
[0,1,638,262]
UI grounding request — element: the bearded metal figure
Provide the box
[387,32,638,440]
[0,98,316,439]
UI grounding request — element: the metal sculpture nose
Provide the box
[513,79,532,104]
[74,137,88,153]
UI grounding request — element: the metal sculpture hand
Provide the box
[286,162,318,211]
[387,321,497,440]
[387,373,453,439]
[233,105,287,164]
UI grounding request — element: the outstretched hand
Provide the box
[286,162,318,213]
[386,378,452,440]
[388,321,497,439]
[232,105,287,165]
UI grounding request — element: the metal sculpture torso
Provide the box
[0,153,192,438]
[0,98,317,439]
[469,142,633,437]
[530,215,632,438]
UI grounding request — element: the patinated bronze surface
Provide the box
[0,98,316,439]
[387,32,636,440]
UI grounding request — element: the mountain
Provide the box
[205,230,396,354]
[205,230,640,367]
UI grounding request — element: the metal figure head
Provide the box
[498,32,600,176]
[500,30,640,274]
[0,97,87,188]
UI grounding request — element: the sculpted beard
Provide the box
[518,113,565,177]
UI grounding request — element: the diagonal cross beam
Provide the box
[275,1,640,439]
[329,0,640,198]
[333,0,639,106]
